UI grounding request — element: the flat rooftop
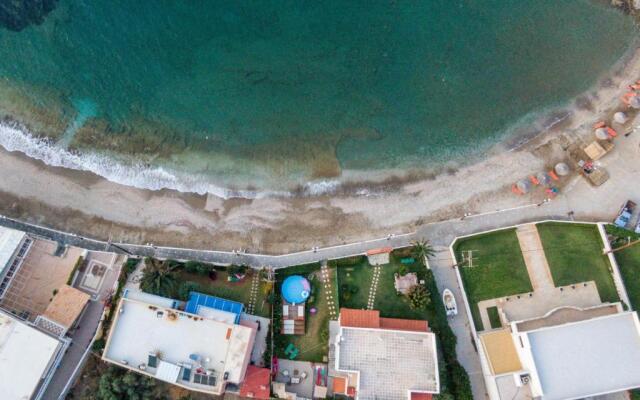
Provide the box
[42,284,90,329]
[103,297,255,394]
[336,326,438,400]
[524,311,640,400]
[0,226,24,273]
[0,309,62,400]
[479,329,522,375]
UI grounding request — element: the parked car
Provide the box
[614,201,636,228]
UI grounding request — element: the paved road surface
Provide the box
[0,201,571,270]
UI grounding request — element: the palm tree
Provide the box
[411,238,435,263]
[140,258,179,297]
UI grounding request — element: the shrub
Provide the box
[92,338,106,353]
[97,365,162,400]
[336,256,365,267]
[177,281,200,301]
[228,264,248,276]
[449,361,473,400]
[397,264,408,276]
[320,326,329,343]
[407,285,430,309]
[184,260,212,275]
[123,258,140,274]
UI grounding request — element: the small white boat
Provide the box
[443,288,458,317]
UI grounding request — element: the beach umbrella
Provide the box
[536,172,551,186]
[613,111,628,124]
[595,128,610,140]
[630,96,640,109]
[516,179,531,194]
[554,162,570,176]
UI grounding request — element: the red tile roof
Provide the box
[339,308,380,328]
[366,247,393,255]
[380,317,429,332]
[340,308,429,333]
[410,392,433,400]
[333,376,347,394]
[239,366,271,399]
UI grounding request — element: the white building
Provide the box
[102,291,256,396]
[0,226,32,299]
[330,308,439,400]
[0,308,66,400]
[479,307,640,400]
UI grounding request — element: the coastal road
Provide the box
[0,201,570,270]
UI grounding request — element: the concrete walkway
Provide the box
[515,224,554,291]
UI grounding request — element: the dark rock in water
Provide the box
[0,0,57,32]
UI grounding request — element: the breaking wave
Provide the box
[0,122,296,199]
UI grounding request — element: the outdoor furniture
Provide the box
[284,343,299,359]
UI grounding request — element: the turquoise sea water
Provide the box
[0,0,636,194]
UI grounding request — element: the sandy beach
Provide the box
[1,44,640,254]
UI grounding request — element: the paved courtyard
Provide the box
[274,359,316,399]
[0,239,83,320]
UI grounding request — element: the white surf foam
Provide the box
[0,121,297,199]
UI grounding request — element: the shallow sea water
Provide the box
[0,0,636,194]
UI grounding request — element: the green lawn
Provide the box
[274,263,331,362]
[455,228,533,331]
[337,261,371,310]
[537,222,618,303]
[613,244,640,310]
[337,254,435,321]
[176,269,271,318]
[487,306,501,329]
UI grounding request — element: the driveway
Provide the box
[41,252,124,400]
[430,248,488,400]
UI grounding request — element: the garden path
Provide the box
[247,272,260,314]
[320,261,337,320]
[367,265,381,309]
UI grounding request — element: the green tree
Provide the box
[184,260,211,275]
[97,366,162,400]
[140,258,179,297]
[177,281,200,301]
[407,285,430,310]
[411,238,435,262]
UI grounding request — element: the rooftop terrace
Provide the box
[335,326,438,400]
[103,296,255,395]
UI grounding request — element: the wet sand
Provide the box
[1,45,640,254]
